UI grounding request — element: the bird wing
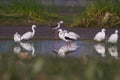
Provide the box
[94,32,100,40]
[65,32,77,40]
[65,36,75,41]
[108,34,118,43]
[21,32,32,40]
[68,32,80,38]
[94,32,105,41]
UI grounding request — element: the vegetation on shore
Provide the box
[0,0,120,27]
[71,0,120,28]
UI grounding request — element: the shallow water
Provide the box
[0,26,120,80]
[0,39,120,59]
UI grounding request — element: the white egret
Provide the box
[58,29,79,42]
[94,28,106,41]
[20,42,35,56]
[52,21,63,29]
[108,46,118,59]
[53,42,79,57]
[94,43,106,57]
[14,32,21,42]
[58,29,68,42]
[108,30,118,44]
[20,25,37,40]
[64,30,80,40]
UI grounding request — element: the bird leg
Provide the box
[67,41,71,47]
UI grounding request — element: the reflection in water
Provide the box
[94,43,105,57]
[20,42,35,56]
[14,42,35,56]
[0,40,120,58]
[53,42,79,57]
[13,45,21,54]
[108,45,118,59]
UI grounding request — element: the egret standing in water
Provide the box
[14,32,21,42]
[108,30,118,44]
[20,25,37,40]
[94,28,106,41]
[58,29,79,42]
[14,25,37,42]
[52,21,63,48]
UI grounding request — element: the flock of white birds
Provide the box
[14,25,37,42]
[94,28,119,43]
[13,21,119,57]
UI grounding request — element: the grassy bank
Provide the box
[0,0,61,26]
[0,0,120,27]
[71,0,120,28]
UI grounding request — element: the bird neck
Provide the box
[115,32,118,34]
[58,23,60,28]
[59,29,63,35]
[102,31,105,33]
[32,27,35,36]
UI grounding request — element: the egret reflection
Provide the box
[20,42,35,56]
[53,42,79,57]
[108,45,118,59]
[94,43,105,57]
[14,42,35,56]
[13,45,21,54]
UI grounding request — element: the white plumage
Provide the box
[13,25,36,42]
[94,28,106,41]
[58,29,68,42]
[64,30,80,40]
[58,29,79,42]
[108,30,118,44]
[14,32,21,42]
[20,25,37,40]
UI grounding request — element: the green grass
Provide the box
[71,0,120,28]
[0,0,120,27]
[0,0,61,26]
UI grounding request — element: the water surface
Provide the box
[0,39,120,59]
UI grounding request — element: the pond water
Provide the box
[0,26,120,79]
[0,39,120,59]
